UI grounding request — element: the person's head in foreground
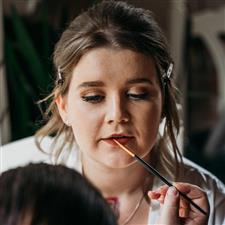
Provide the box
[0,163,117,225]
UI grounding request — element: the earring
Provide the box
[64,118,71,126]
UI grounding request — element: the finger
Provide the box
[158,185,169,196]
[155,185,169,204]
[158,194,165,204]
[148,191,160,200]
[173,182,203,198]
[179,207,189,218]
[173,182,209,217]
[158,186,180,224]
[148,185,168,202]
[163,186,180,210]
[179,196,190,218]
[151,185,168,195]
[179,197,189,209]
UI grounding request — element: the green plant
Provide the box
[4,6,52,140]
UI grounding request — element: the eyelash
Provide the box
[81,92,149,103]
[126,93,149,100]
[81,95,104,103]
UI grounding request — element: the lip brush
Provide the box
[113,139,207,216]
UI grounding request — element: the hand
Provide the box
[148,182,209,225]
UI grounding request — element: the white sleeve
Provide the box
[208,177,225,225]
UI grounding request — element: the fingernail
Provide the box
[168,186,178,196]
[180,208,189,218]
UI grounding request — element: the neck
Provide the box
[81,153,154,225]
[81,154,153,197]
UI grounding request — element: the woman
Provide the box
[36,1,224,224]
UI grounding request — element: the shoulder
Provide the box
[180,157,225,194]
[1,136,52,172]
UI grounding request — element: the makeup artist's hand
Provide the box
[148,182,209,225]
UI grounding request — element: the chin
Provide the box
[101,157,137,169]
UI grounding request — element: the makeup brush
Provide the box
[113,139,207,216]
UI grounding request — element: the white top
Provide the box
[65,146,225,225]
[2,136,225,224]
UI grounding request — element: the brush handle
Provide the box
[134,155,207,215]
[135,155,173,187]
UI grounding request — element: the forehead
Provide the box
[71,47,159,84]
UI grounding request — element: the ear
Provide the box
[55,94,69,125]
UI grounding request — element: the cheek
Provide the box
[67,100,103,142]
[138,102,162,138]
[67,98,99,124]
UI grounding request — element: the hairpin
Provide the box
[57,67,64,85]
[162,63,173,84]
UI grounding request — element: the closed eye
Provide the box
[126,92,149,100]
[81,95,105,103]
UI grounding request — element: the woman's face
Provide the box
[57,47,162,168]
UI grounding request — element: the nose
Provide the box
[105,94,130,124]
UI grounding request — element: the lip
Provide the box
[102,134,134,146]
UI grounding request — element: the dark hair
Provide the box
[36,0,181,178]
[0,163,117,225]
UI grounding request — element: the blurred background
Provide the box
[0,0,225,182]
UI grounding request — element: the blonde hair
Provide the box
[35,0,182,179]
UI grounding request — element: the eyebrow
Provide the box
[77,77,154,89]
[78,81,104,89]
[127,78,154,85]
